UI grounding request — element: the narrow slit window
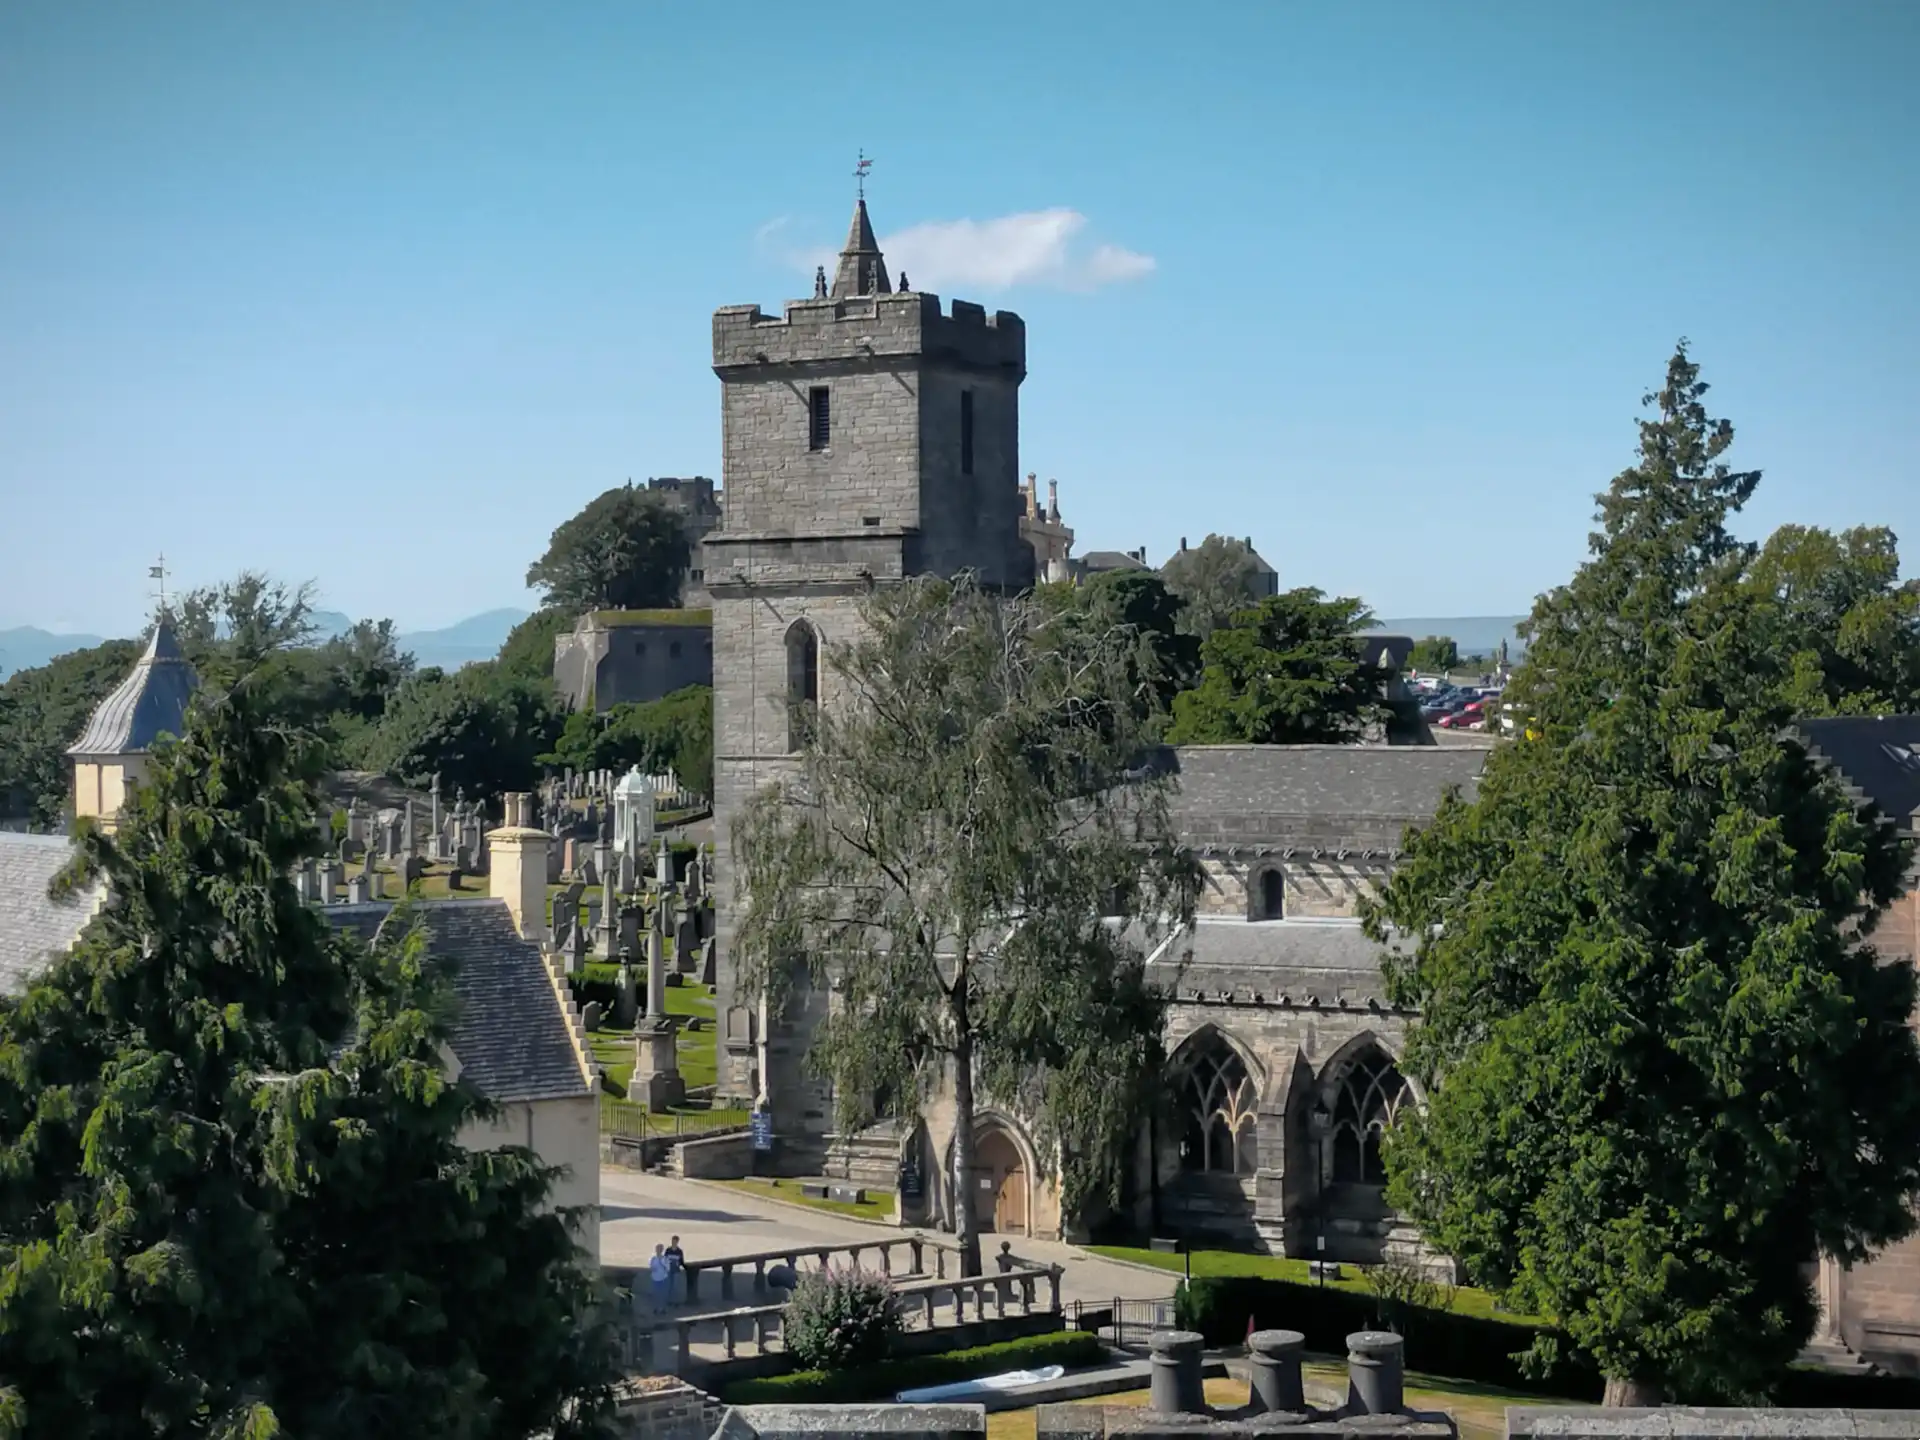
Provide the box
[960,390,975,475]
[808,387,831,450]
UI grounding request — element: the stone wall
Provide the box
[611,1378,729,1440]
[458,1093,601,1260]
[1508,1410,1920,1440]
[1195,856,1387,921]
[553,615,714,714]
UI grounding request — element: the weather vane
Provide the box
[854,149,872,200]
[147,553,171,613]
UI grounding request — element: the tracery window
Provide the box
[1330,1049,1411,1186]
[1177,1033,1259,1175]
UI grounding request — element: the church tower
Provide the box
[707,191,1033,1150]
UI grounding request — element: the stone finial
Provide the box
[897,270,909,291]
[813,265,828,299]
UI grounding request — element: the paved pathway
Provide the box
[599,1165,1176,1312]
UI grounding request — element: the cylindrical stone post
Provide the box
[1249,1329,1306,1414]
[646,927,667,1020]
[1346,1330,1405,1415]
[1149,1329,1207,1415]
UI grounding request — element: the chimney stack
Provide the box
[488,792,550,943]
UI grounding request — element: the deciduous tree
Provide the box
[1364,344,1920,1404]
[732,576,1198,1276]
[1166,589,1387,745]
[525,485,691,614]
[1160,535,1268,642]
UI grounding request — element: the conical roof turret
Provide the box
[67,612,200,758]
[830,198,892,299]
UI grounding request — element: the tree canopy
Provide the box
[1037,569,1198,727]
[1363,344,1920,1404]
[732,576,1198,1276]
[1166,588,1388,745]
[525,485,691,614]
[0,680,615,1438]
[541,685,713,799]
[1159,534,1269,642]
[1409,635,1459,673]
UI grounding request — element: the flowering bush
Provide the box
[782,1265,901,1371]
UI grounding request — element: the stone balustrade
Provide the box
[627,1259,1063,1375]
[655,1233,968,1308]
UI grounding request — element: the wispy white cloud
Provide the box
[761,208,1155,295]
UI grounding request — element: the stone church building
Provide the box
[701,191,1491,1265]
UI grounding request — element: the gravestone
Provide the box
[614,957,639,1028]
[675,915,700,975]
[347,873,370,905]
[700,936,717,986]
[430,773,442,846]
[632,927,684,1109]
[617,904,641,961]
[401,854,426,891]
[402,799,417,858]
[581,999,602,1033]
[448,865,464,892]
[684,856,702,903]
[645,927,669,1021]
[655,836,673,888]
[551,906,574,954]
[567,915,590,973]
[617,848,636,896]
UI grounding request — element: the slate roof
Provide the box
[0,833,100,995]
[1078,550,1149,574]
[67,617,199,758]
[1155,744,1487,851]
[1142,917,1408,1005]
[325,900,592,1104]
[1798,715,1920,835]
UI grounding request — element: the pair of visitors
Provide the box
[649,1235,686,1313]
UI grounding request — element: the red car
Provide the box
[1436,701,1484,730]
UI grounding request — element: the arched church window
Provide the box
[1330,1048,1411,1186]
[1177,1032,1259,1175]
[786,620,820,753]
[1255,867,1285,921]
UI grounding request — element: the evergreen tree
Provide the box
[1364,344,1920,1403]
[0,683,615,1438]
[525,486,691,614]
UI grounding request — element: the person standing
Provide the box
[648,1243,671,1315]
[664,1234,686,1306]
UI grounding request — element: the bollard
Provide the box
[1346,1330,1405,1415]
[1249,1329,1307,1413]
[1149,1329,1207,1415]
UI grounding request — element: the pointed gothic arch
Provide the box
[1169,1025,1263,1175]
[785,619,819,753]
[1320,1038,1413,1187]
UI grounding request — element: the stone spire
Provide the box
[830,198,891,299]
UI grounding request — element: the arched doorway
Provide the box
[972,1124,1028,1236]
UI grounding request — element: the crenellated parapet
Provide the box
[713,291,1025,377]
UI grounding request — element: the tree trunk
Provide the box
[1601,1375,1662,1407]
[949,1025,984,1278]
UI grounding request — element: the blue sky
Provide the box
[2,2,1915,636]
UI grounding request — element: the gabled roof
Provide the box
[67,616,199,758]
[0,833,102,995]
[1796,715,1920,836]
[1078,550,1149,574]
[1155,743,1487,852]
[326,900,593,1103]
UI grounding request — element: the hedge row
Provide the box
[717,1329,1104,1405]
[1174,1276,1602,1401]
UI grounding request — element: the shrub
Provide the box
[782,1265,901,1372]
[721,1329,1102,1405]
[1173,1276,1601,1401]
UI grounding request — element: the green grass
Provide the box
[588,981,719,1104]
[713,1176,893,1223]
[1083,1245,1522,1322]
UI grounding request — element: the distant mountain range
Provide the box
[0,608,534,681]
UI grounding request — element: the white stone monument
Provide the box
[613,765,656,863]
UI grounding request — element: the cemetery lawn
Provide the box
[1081,1246,1521,1322]
[713,1177,893,1224]
[589,981,725,1129]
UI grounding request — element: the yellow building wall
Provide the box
[71,758,145,830]
[457,1093,602,1262]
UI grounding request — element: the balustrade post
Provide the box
[754,1312,771,1354]
[935,1247,947,1280]
[1048,1265,1063,1313]
[750,1259,764,1297]
[952,1285,964,1323]
[675,1321,693,1376]
[879,1243,892,1277]
[910,1238,924,1274]
[995,1280,1006,1318]
[922,1292,936,1328]
[688,1266,702,1304]
[723,1316,737,1361]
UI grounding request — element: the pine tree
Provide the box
[1364,344,1920,1402]
[0,682,615,1438]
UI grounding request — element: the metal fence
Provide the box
[599,1095,749,1140]
[1067,1296,1180,1349]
